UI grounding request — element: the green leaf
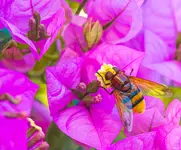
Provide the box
[86,80,99,94]
[161,87,181,107]
[66,0,79,13]
[34,83,48,107]
[113,128,125,143]
[46,122,81,150]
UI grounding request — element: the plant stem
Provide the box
[75,0,87,15]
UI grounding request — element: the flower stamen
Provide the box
[0,93,21,104]
[27,11,49,42]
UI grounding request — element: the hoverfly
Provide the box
[96,64,172,132]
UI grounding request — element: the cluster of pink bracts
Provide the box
[0,0,181,150]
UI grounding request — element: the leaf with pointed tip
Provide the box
[86,80,100,94]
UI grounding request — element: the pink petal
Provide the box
[106,138,143,150]
[31,100,52,133]
[54,106,121,149]
[142,0,177,48]
[38,8,65,59]
[0,17,38,58]
[142,30,173,65]
[165,99,181,126]
[107,132,156,150]
[0,68,38,116]
[0,117,27,150]
[63,16,87,55]
[60,0,72,24]
[87,0,142,43]
[2,53,36,73]
[166,126,181,149]
[125,108,166,136]
[136,0,145,7]
[87,43,145,79]
[153,125,181,150]
[171,0,181,32]
[0,0,66,59]
[145,96,165,115]
[46,56,82,116]
[148,60,181,84]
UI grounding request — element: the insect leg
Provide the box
[96,71,111,86]
[129,69,134,76]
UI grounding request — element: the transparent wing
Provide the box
[129,76,172,98]
[113,90,133,132]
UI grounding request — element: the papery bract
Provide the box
[0,68,38,116]
[0,0,66,59]
[1,52,36,73]
[0,117,27,150]
[31,100,52,133]
[47,43,144,149]
[124,107,166,136]
[86,0,142,44]
[152,99,181,150]
[107,131,156,150]
[63,15,87,54]
[165,99,181,126]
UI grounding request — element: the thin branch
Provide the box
[75,0,87,15]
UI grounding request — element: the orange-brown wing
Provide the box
[113,90,133,132]
[129,76,172,98]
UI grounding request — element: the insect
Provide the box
[96,64,172,132]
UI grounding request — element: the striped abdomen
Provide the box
[122,86,145,113]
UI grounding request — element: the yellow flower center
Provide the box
[95,63,116,88]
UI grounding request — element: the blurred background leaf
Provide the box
[113,128,125,143]
[35,84,48,107]
[66,0,79,13]
[162,87,181,107]
[46,122,83,150]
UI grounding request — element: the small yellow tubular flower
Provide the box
[95,63,116,88]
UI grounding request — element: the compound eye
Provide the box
[112,67,120,73]
[105,71,113,80]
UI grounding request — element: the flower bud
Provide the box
[2,40,24,60]
[38,24,50,40]
[33,11,41,26]
[29,18,36,31]
[27,118,49,150]
[83,18,103,49]
[91,94,102,104]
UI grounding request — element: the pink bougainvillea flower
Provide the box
[107,131,156,150]
[62,15,87,54]
[0,117,28,150]
[1,44,36,73]
[30,100,52,133]
[73,0,145,8]
[46,43,144,149]
[0,68,38,116]
[153,99,181,150]
[142,0,181,49]
[124,0,181,85]
[86,0,142,44]
[0,0,66,59]
[124,107,166,137]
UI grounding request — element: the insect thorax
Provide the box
[111,74,131,92]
